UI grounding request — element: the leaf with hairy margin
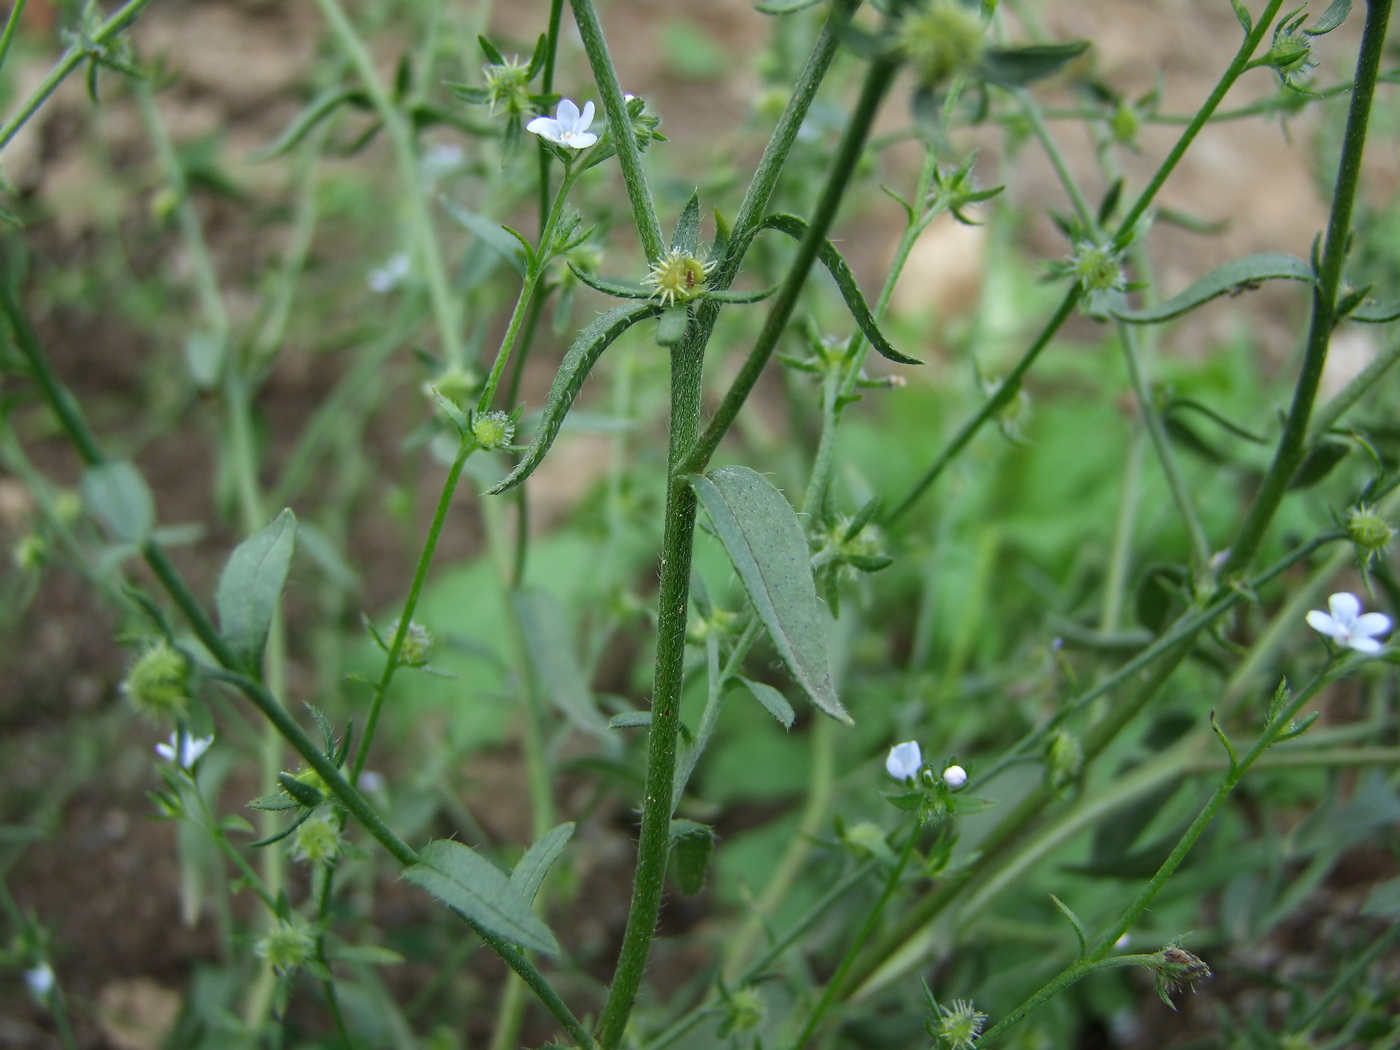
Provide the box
[1111,254,1315,324]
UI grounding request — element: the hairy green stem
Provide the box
[568,0,663,262]
[0,0,29,85]
[1221,0,1392,577]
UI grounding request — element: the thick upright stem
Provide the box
[596,335,704,1048]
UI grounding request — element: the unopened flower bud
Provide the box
[721,987,766,1036]
[897,1,985,89]
[1045,730,1083,795]
[25,962,55,1000]
[123,641,192,723]
[483,59,531,118]
[942,764,968,790]
[291,810,344,866]
[256,919,315,976]
[1347,503,1394,564]
[471,410,516,451]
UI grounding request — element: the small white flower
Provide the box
[155,731,213,769]
[942,764,968,790]
[526,98,598,150]
[25,962,54,998]
[367,251,411,293]
[1306,592,1392,654]
[886,740,922,780]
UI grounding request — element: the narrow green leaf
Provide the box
[1230,0,1253,33]
[1112,254,1315,324]
[755,213,920,365]
[441,197,528,274]
[215,509,297,670]
[404,839,560,954]
[477,35,506,65]
[657,303,690,346]
[82,461,155,543]
[1288,438,1349,489]
[669,819,714,895]
[250,88,371,162]
[738,676,795,730]
[1307,0,1352,34]
[490,301,661,494]
[691,466,850,724]
[1165,398,1268,444]
[514,589,611,741]
[510,822,575,904]
[702,284,778,304]
[1361,875,1400,916]
[672,192,701,254]
[608,711,653,728]
[755,0,823,11]
[978,42,1090,87]
[1049,894,1088,958]
[1349,297,1400,323]
[568,263,653,300]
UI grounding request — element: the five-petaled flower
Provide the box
[156,731,214,769]
[886,740,922,780]
[1306,592,1391,654]
[527,99,598,150]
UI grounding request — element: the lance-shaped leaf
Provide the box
[569,264,652,300]
[251,88,372,161]
[1111,254,1315,324]
[514,590,611,742]
[1349,297,1400,324]
[215,509,297,670]
[755,0,824,11]
[82,461,155,544]
[403,839,560,954]
[738,676,795,729]
[691,466,850,724]
[510,822,575,904]
[490,301,661,494]
[755,213,920,365]
[671,192,701,255]
[978,42,1090,88]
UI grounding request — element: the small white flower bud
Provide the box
[942,764,968,790]
[25,962,55,999]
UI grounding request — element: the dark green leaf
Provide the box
[691,466,849,724]
[568,264,653,300]
[514,589,611,741]
[1288,438,1349,489]
[755,214,920,365]
[1307,0,1351,34]
[669,819,714,895]
[82,461,155,543]
[278,771,324,809]
[1349,297,1400,323]
[510,822,575,904]
[702,285,778,304]
[490,301,661,494]
[608,711,653,728]
[843,496,882,541]
[1230,0,1253,33]
[657,304,690,346]
[978,42,1090,88]
[247,792,300,812]
[1112,254,1315,324]
[478,35,506,65]
[251,88,371,162]
[525,33,550,79]
[215,509,297,670]
[404,839,560,954]
[1166,398,1268,444]
[738,676,795,729]
[444,82,491,105]
[847,553,895,572]
[672,192,701,255]
[755,0,824,11]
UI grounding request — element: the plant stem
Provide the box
[350,438,473,783]
[1221,0,1394,577]
[978,666,1334,1044]
[0,0,29,84]
[0,0,156,150]
[313,0,463,364]
[684,52,901,476]
[596,331,705,1049]
[568,0,663,262]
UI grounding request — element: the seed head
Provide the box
[256,919,315,976]
[1347,504,1394,564]
[898,1,986,89]
[291,811,344,866]
[644,248,713,307]
[471,410,516,451]
[123,641,192,723]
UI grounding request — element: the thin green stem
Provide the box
[1017,88,1094,230]
[1221,0,1391,577]
[596,333,705,1049]
[0,0,30,81]
[979,666,1335,1045]
[685,53,900,477]
[313,0,462,363]
[887,286,1080,525]
[1100,426,1144,633]
[0,0,156,150]
[350,437,473,783]
[567,0,663,262]
[1296,921,1400,1034]
[787,821,921,1050]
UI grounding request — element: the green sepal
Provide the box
[657,304,691,347]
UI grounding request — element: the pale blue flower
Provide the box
[527,98,598,150]
[155,731,213,769]
[25,962,54,998]
[886,740,922,780]
[1306,592,1391,654]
